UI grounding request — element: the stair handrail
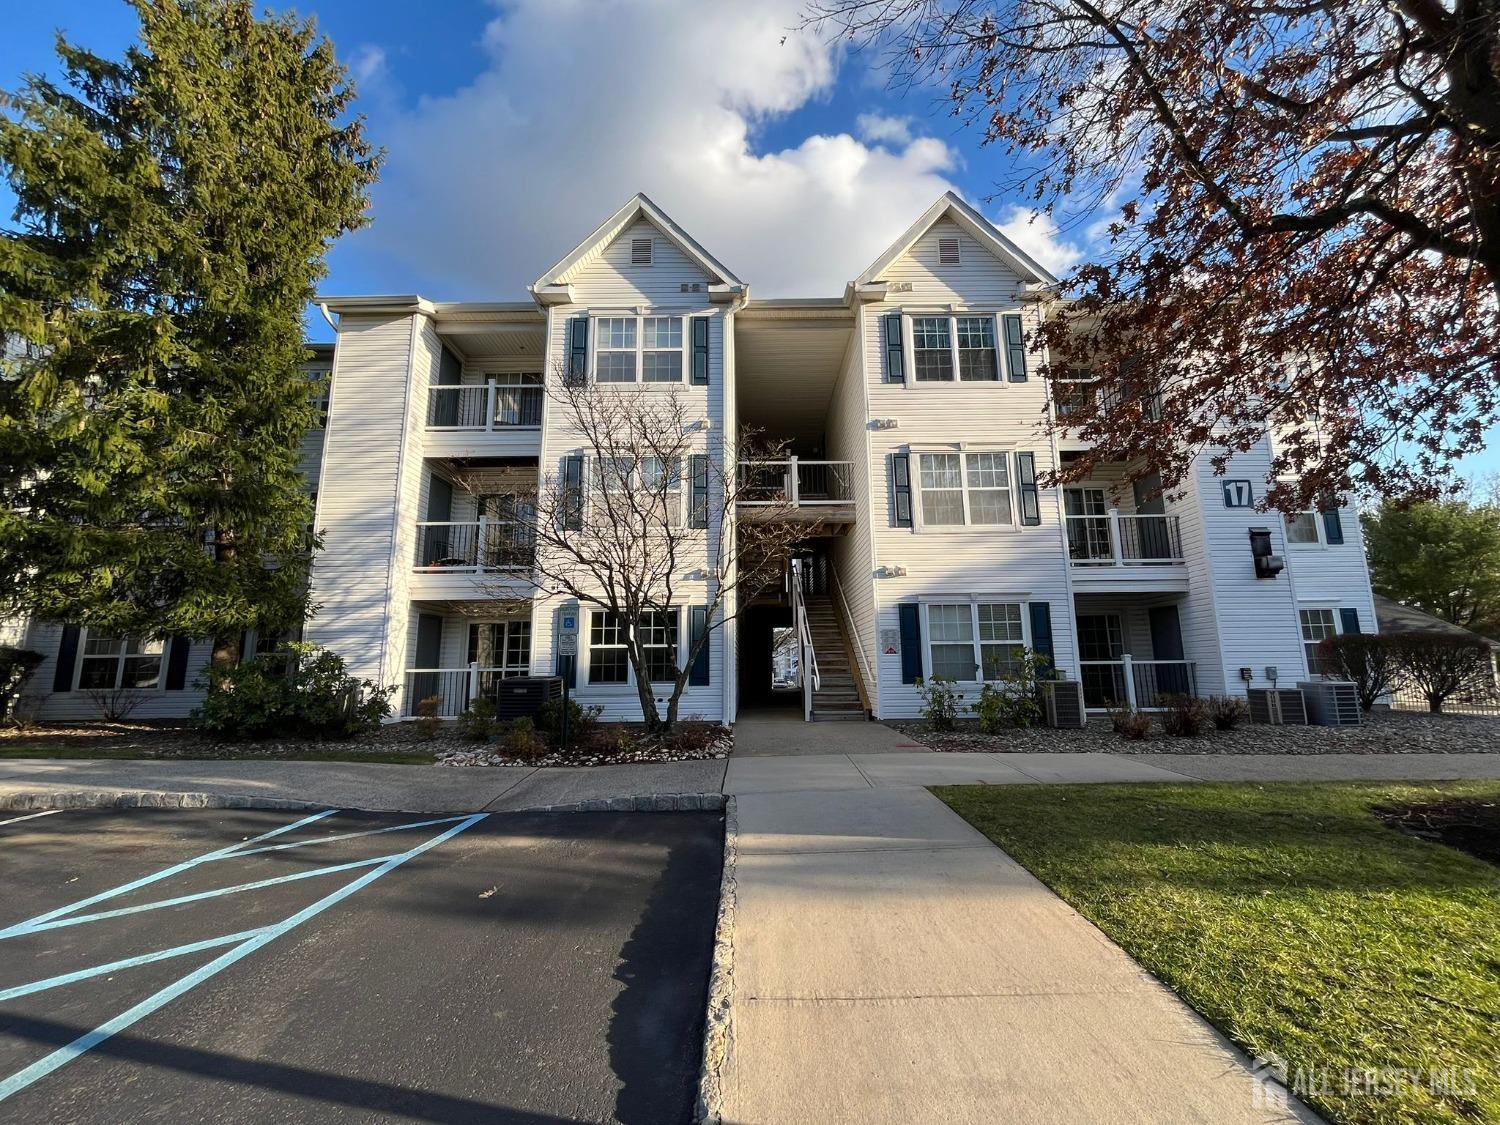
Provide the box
[828,565,874,710]
[790,558,820,721]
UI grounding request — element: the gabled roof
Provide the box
[1374,594,1500,649]
[853,191,1059,289]
[531,192,745,293]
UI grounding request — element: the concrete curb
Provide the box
[509,792,728,814]
[0,789,321,813]
[695,794,738,1125]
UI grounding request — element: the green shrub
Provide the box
[1160,694,1211,737]
[537,696,602,747]
[1110,705,1152,740]
[194,643,392,740]
[661,720,725,756]
[972,650,1050,731]
[1385,633,1495,713]
[456,698,499,742]
[0,646,43,722]
[586,724,639,757]
[915,676,961,731]
[1318,634,1399,712]
[1206,695,1248,730]
[500,716,548,760]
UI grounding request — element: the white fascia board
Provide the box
[317,295,438,317]
[853,190,1060,289]
[528,283,576,307]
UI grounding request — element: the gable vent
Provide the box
[631,237,653,265]
[938,236,961,265]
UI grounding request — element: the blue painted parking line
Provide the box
[0,808,339,940]
[0,810,488,1104]
[0,929,272,1004]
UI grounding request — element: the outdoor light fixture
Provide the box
[871,418,900,430]
[1239,667,1254,682]
[1248,527,1285,578]
[878,564,907,578]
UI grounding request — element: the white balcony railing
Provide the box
[1067,511,1183,566]
[413,521,535,572]
[426,382,543,431]
[739,459,853,506]
[1078,657,1196,709]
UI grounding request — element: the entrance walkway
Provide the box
[731,709,928,757]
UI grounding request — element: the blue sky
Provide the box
[3,0,1493,484]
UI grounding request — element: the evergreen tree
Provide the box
[0,0,379,666]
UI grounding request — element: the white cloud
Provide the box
[855,112,914,146]
[347,44,388,88]
[342,0,963,297]
[995,205,1085,276]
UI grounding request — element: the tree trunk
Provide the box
[626,643,665,734]
[1428,696,1443,713]
[211,633,241,672]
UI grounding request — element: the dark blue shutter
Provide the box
[884,313,905,383]
[164,636,191,690]
[1322,504,1344,544]
[562,454,584,530]
[898,603,923,684]
[1028,602,1054,676]
[1002,314,1027,382]
[566,317,589,385]
[691,316,710,385]
[891,453,912,528]
[1015,452,1041,526]
[689,454,709,528]
[689,606,710,685]
[53,625,81,691]
[1339,608,1361,634]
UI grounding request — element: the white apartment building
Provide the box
[14,192,1378,725]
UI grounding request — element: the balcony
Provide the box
[423,380,543,458]
[409,520,536,600]
[738,458,856,528]
[1066,511,1187,592]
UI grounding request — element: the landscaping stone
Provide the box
[889,709,1500,755]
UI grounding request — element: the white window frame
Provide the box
[919,597,1032,685]
[1299,607,1341,675]
[592,451,683,528]
[900,312,1006,384]
[75,630,165,692]
[1284,510,1324,546]
[591,313,688,385]
[470,619,532,678]
[910,448,1017,532]
[583,607,682,689]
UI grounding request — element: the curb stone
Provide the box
[510,792,728,814]
[0,790,319,813]
[695,795,738,1124]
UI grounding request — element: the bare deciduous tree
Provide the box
[466,381,808,733]
[808,0,1499,508]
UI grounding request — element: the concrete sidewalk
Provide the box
[4,750,1500,814]
[719,785,1318,1124]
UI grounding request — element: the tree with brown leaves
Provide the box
[810,0,1498,507]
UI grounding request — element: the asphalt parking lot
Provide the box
[0,805,723,1124]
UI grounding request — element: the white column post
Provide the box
[468,661,480,707]
[485,380,498,432]
[1108,507,1124,566]
[1122,653,1137,709]
[788,456,799,506]
[476,515,488,571]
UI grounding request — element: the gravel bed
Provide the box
[888,709,1500,755]
[434,727,733,767]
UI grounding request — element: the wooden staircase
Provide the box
[803,594,867,721]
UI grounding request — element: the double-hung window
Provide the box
[586,609,678,685]
[595,318,637,383]
[78,634,164,690]
[910,315,999,382]
[1299,608,1338,674]
[1285,511,1320,544]
[924,601,1028,682]
[916,452,1013,527]
[596,453,680,525]
[593,315,686,384]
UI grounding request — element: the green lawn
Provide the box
[0,742,436,765]
[935,782,1500,1125]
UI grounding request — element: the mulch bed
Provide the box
[1373,797,1500,866]
[889,709,1500,755]
[0,719,733,767]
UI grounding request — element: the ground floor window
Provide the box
[467,620,531,677]
[924,601,1026,682]
[587,609,679,685]
[78,634,164,690]
[1300,608,1338,674]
